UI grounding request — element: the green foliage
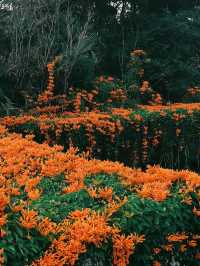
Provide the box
[1,213,49,266]
[32,174,104,222]
[84,174,200,265]
[140,10,200,100]
[24,173,200,265]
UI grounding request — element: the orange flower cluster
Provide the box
[105,196,128,218]
[167,233,189,242]
[37,217,57,237]
[140,103,200,112]
[97,75,114,83]
[32,211,114,266]
[20,209,38,229]
[87,186,113,202]
[1,111,124,149]
[33,105,62,115]
[32,208,143,266]
[72,88,127,113]
[151,129,162,147]
[0,128,200,265]
[1,128,200,204]
[111,108,132,120]
[184,87,200,97]
[112,233,145,266]
[0,125,7,135]
[138,81,162,105]
[152,233,200,256]
[37,56,62,104]
[0,129,145,265]
[72,89,97,112]
[1,101,200,167]
[110,89,127,103]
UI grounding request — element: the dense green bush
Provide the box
[3,173,200,265]
[140,10,200,100]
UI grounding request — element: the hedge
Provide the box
[1,104,200,172]
[0,127,200,266]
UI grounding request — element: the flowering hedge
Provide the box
[1,104,200,171]
[0,126,200,266]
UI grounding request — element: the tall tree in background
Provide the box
[0,0,200,103]
[0,0,96,100]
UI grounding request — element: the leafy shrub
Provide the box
[2,105,200,171]
[140,10,200,101]
[0,129,199,265]
[182,87,200,103]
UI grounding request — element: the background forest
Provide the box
[1,0,200,110]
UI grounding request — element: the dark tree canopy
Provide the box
[0,0,200,103]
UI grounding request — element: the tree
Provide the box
[0,0,96,100]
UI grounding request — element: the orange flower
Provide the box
[0,214,7,227]
[20,209,38,229]
[112,234,136,266]
[10,187,21,196]
[68,209,90,220]
[27,189,41,200]
[105,197,128,218]
[134,114,143,121]
[112,232,144,266]
[167,233,188,242]
[0,126,7,135]
[87,187,98,198]
[38,217,57,236]
[0,193,9,212]
[139,103,200,112]
[12,205,24,213]
[32,211,112,266]
[98,187,113,202]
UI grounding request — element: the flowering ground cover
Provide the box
[0,125,200,265]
